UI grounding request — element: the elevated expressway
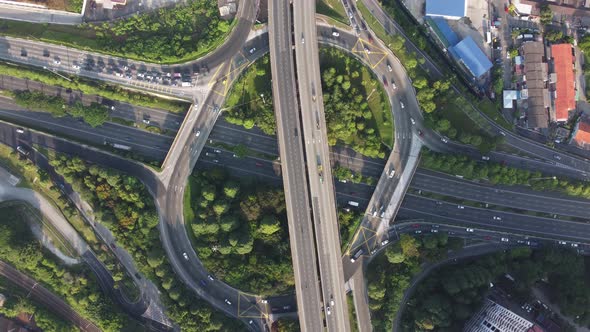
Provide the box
[268,0,324,331]
[5,6,590,331]
[292,2,351,331]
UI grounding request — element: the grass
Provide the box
[109,117,135,127]
[347,292,359,332]
[317,0,349,25]
[362,68,394,148]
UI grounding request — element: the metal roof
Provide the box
[425,0,466,19]
[449,36,493,78]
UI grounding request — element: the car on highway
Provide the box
[213,159,219,163]
[382,76,388,87]
[367,33,374,43]
[249,48,256,54]
[558,241,567,245]
[72,64,80,70]
[410,117,416,125]
[387,63,392,72]
[332,30,340,37]
[224,299,232,305]
[350,249,363,262]
[182,252,189,260]
[391,80,397,89]
[214,149,222,153]
[457,205,465,209]
[501,238,509,242]
[326,306,331,315]
[16,145,30,156]
[553,154,561,160]
[499,131,506,136]
[364,46,371,54]
[142,119,150,125]
[415,230,422,234]
[441,137,449,143]
[400,101,405,109]
[417,130,424,136]
[53,58,61,65]
[571,243,579,248]
[15,128,24,134]
[388,169,395,178]
[431,229,438,233]
[195,131,201,137]
[381,239,389,246]
[482,156,490,160]
[301,34,305,44]
[207,274,214,281]
[466,228,474,232]
[493,216,502,221]
[260,299,268,304]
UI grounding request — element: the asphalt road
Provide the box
[268,1,324,330]
[0,0,258,101]
[0,260,101,332]
[293,2,351,330]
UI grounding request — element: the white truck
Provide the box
[347,201,359,207]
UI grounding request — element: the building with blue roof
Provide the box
[428,17,460,47]
[425,0,467,20]
[449,36,493,78]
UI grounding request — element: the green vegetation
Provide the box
[224,48,393,158]
[0,202,129,331]
[275,319,301,332]
[339,208,363,250]
[577,35,590,99]
[348,292,360,332]
[317,0,348,24]
[320,47,393,156]
[540,4,553,25]
[491,65,504,97]
[545,29,574,44]
[421,150,590,199]
[0,278,76,331]
[368,233,463,330]
[333,165,377,185]
[49,155,242,330]
[0,63,188,113]
[91,0,233,63]
[0,0,233,63]
[401,247,590,330]
[66,0,84,12]
[184,168,294,295]
[224,55,276,135]
[13,90,109,127]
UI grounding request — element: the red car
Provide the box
[382,77,388,86]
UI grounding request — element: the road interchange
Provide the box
[1,1,590,330]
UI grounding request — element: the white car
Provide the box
[466,228,474,232]
[501,238,509,242]
[410,117,416,125]
[182,252,189,260]
[142,119,150,125]
[493,216,502,221]
[457,205,465,209]
[558,241,567,245]
[249,48,256,54]
[431,229,439,233]
[261,299,268,304]
[571,243,579,248]
[381,239,389,246]
[388,169,395,178]
[54,58,61,65]
[72,64,80,70]
[441,137,449,143]
[482,156,490,160]
[224,299,232,305]
[332,31,340,37]
[196,131,201,137]
[387,64,392,72]
[326,306,331,315]
[15,128,24,134]
[400,101,405,109]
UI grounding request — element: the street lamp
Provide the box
[43,66,71,82]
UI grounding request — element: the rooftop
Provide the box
[425,0,466,19]
[551,44,576,122]
[574,119,590,147]
[449,36,493,78]
[521,42,549,128]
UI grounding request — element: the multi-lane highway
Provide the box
[268,0,324,330]
[293,2,351,330]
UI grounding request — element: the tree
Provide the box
[399,234,420,258]
[540,4,553,25]
[259,215,281,235]
[223,181,240,199]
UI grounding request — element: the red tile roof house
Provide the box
[573,119,590,148]
[551,44,576,123]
